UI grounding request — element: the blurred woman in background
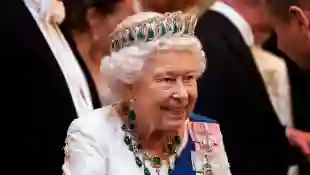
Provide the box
[63,0,135,105]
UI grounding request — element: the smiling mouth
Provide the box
[161,106,187,115]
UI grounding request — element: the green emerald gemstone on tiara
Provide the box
[137,29,144,41]
[109,11,197,52]
[161,23,166,36]
[147,28,154,41]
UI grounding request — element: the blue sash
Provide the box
[171,132,195,175]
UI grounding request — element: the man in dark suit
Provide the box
[263,1,310,174]
[264,34,310,175]
[194,0,296,174]
[7,0,100,174]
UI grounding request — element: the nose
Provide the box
[172,80,188,102]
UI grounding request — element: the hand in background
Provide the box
[287,128,310,157]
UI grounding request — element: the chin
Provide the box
[162,119,186,131]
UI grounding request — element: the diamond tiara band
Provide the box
[109,11,198,52]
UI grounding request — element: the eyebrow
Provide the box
[155,70,197,77]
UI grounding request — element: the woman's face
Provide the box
[129,50,201,132]
[90,1,134,54]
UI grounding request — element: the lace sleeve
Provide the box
[62,120,109,175]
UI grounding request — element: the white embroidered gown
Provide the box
[63,106,231,175]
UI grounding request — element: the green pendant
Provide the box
[129,111,136,121]
[151,156,161,166]
[174,136,181,145]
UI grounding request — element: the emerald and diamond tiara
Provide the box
[110,11,198,52]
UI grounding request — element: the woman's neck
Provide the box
[72,31,102,73]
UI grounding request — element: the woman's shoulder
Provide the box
[190,113,218,124]
[63,106,117,175]
[68,105,118,141]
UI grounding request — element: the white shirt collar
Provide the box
[210,1,254,46]
[23,0,94,116]
[23,0,65,24]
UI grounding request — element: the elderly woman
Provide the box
[63,11,231,175]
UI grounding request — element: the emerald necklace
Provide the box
[121,111,181,175]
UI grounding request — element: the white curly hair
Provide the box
[100,12,206,99]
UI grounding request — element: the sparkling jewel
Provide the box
[168,167,172,175]
[135,157,143,167]
[110,11,197,52]
[151,156,161,167]
[121,124,126,130]
[129,145,134,151]
[174,136,181,145]
[124,136,131,145]
[144,167,151,175]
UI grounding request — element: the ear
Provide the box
[121,83,135,101]
[289,6,309,32]
[86,8,105,39]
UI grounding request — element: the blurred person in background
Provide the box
[133,0,215,16]
[7,0,101,174]
[186,0,215,16]
[62,0,135,105]
[193,0,297,174]
[266,0,310,70]
[140,0,195,13]
[264,0,310,174]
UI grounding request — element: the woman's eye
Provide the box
[184,75,195,81]
[163,77,175,82]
